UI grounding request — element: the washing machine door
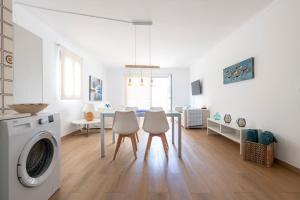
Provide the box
[17,131,58,187]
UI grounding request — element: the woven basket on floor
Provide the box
[243,141,274,167]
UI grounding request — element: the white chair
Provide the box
[150,107,163,111]
[112,111,139,160]
[125,106,140,142]
[143,111,170,160]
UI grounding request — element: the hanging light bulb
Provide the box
[128,63,132,86]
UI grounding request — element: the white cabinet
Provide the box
[181,109,210,128]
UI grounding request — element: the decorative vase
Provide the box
[84,112,94,121]
[224,114,232,123]
[213,112,221,120]
[236,118,246,127]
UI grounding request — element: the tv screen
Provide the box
[191,80,201,95]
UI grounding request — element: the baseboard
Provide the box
[184,125,207,129]
[275,158,300,175]
[61,130,81,140]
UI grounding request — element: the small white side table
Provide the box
[72,119,101,137]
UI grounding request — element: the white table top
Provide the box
[101,110,181,117]
[72,118,101,125]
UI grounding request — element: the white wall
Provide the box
[106,68,190,109]
[189,0,300,168]
[13,5,107,136]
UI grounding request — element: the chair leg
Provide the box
[130,135,137,160]
[134,135,138,153]
[122,137,125,143]
[160,134,168,159]
[113,135,123,160]
[131,135,138,152]
[144,134,153,160]
[135,132,139,143]
[162,133,169,150]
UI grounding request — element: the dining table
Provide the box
[99,110,182,158]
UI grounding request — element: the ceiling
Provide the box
[15,0,273,68]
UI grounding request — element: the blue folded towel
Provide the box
[259,131,277,145]
[245,129,258,142]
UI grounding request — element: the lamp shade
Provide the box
[82,103,95,113]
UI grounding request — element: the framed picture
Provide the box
[89,76,103,101]
[223,57,254,84]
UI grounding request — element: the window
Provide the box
[151,76,172,111]
[126,76,151,109]
[60,47,82,100]
[125,74,172,111]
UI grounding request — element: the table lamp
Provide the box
[82,103,95,121]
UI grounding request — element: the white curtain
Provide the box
[151,76,171,111]
[126,75,151,109]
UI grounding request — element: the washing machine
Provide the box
[0,113,61,200]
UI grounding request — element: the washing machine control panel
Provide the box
[48,115,54,123]
[38,115,54,125]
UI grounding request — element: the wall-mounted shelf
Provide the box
[207,118,250,154]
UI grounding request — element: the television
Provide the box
[191,80,201,95]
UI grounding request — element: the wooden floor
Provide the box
[50,127,300,200]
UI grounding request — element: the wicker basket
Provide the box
[243,141,274,167]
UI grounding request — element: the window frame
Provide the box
[59,47,83,100]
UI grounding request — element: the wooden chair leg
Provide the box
[162,133,169,150]
[113,135,123,160]
[130,135,137,160]
[131,135,138,152]
[135,133,139,143]
[144,134,153,160]
[160,134,168,159]
[134,135,138,152]
[122,137,125,143]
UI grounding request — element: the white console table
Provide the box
[207,118,249,154]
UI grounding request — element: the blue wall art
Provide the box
[89,76,103,101]
[223,57,254,84]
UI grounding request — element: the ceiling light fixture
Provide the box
[126,22,159,86]
[125,22,160,70]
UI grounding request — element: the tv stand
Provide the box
[207,118,249,154]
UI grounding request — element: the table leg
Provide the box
[100,114,105,158]
[178,115,182,158]
[86,124,89,137]
[112,131,115,144]
[172,116,175,144]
